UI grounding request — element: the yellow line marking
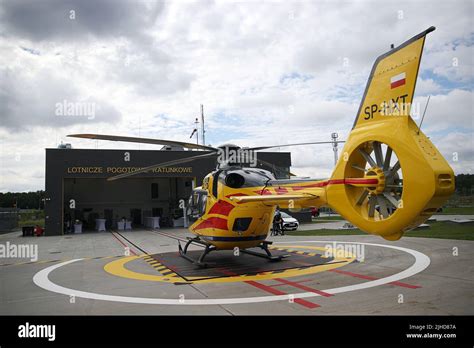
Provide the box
[104,245,355,284]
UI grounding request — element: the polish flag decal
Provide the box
[390,72,406,89]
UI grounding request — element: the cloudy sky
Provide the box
[0,0,472,192]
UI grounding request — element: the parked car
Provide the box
[280,212,299,231]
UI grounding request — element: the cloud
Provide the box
[0,0,163,42]
[415,78,443,96]
[423,44,474,84]
[0,0,192,97]
[434,132,474,174]
[414,89,473,132]
[0,65,121,131]
[0,0,472,191]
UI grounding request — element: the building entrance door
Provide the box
[130,209,142,225]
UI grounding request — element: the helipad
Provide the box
[1,229,472,314]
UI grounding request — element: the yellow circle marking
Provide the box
[103,245,355,284]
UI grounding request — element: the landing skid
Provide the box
[178,237,289,268]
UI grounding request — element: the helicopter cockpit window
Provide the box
[186,189,208,222]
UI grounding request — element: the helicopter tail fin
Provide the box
[352,26,434,130]
[325,27,455,241]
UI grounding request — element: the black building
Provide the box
[44,147,291,235]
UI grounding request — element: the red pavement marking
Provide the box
[110,231,138,256]
[329,269,421,289]
[274,278,334,297]
[217,268,320,309]
[268,278,314,287]
[244,280,320,309]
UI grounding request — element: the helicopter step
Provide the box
[240,240,290,261]
[178,237,289,268]
[178,236,217,268]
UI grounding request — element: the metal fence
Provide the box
[0,208,19,233]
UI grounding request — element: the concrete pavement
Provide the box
[0,228,472,315]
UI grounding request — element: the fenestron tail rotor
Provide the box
[349,141,403,221]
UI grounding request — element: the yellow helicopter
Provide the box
[69,26,454,267]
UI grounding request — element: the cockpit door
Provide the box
[186,189,208,223]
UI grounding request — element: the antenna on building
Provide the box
[331,132,339,165]
[191,117,199,145]
[201,104,205,146]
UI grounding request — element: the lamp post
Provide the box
[331,132,339,165]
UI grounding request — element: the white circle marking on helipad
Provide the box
[33,241,430,305]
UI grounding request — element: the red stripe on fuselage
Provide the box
[275,187,289,194]
[291,178,378,191]
[254,189,272,195]
[208,200,235,216]
[194,217,228,231]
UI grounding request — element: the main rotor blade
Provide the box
[68,133,218,151]
[107,152,218,181]
[247,140,345,151]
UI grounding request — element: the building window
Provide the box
[151,183,159,199]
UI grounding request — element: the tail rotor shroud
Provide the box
[326,117,454,241]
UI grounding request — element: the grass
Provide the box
[404,221,473,240]
[438,206,474,215]
[12,210,45,228]
[288,229,366,236]
[309,215,345,223]
[19,218,45,228]
[286,221,474,240]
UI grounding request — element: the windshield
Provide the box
[280,212,292,218]
[186,189,207,222]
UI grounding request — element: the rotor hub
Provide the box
[365,167,386,195]
[345,140,404,223]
